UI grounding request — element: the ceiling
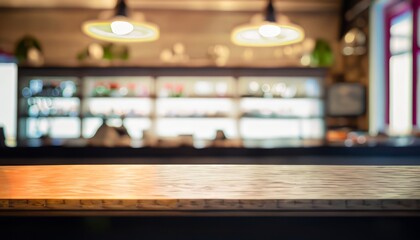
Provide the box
[0,0,343,67]
[0,0,341,12]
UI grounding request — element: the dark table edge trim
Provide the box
[1,210,420,217]
[1,157,420,166]
[2,199,419,211]
[1,146,420,165]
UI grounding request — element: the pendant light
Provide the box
[231,0,304,47]
[82,0,159,43]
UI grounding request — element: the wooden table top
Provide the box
[1,165,420,215]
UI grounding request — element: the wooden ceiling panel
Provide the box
[0,0,341,12]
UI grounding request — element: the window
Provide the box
[0,63,17,146]
[384,0,419,135]
[389,10,413,135]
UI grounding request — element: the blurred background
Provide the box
[0,0,418,149]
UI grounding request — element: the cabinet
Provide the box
[17,67,327,147]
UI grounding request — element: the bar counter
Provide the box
[1,164,420,216]
[1,146,420,165]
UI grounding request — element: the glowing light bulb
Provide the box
[241,31,261,40]
[111,21,134,35]
[258,24,281,38]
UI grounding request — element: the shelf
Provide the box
[158,96,234,99]
[20,115,79,118]
[86,96,152,99]
[21,115,149,119]
[158,116,232,119]
[241,116,323,120]
[17,67,327,147]
[240,96,322,100]
[81,114,150,119]
[24,96,81,99]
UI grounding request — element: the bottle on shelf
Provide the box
[93,82,110,97]
[160,83,185,97]
[60,81,77,97]
[247,81,260,97]
[27,79,79,98]
[261,83,272,98]
[109,82,121,97]
[137,84,149,97]
[41,82,57,97]
[29,79,43,97]
[173,83,184,97]
[50,81,62,97]
[273,82,287,98]
[215,82,228,97]
[127,83,137,97]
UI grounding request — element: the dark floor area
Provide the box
[1,217,419,240]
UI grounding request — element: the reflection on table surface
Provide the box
[1,165,420,200]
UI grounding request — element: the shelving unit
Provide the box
[17,67,327,147]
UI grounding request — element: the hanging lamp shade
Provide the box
[231,0,304,47]
[82,0,159,43]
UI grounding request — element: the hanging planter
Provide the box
[77,43,129,64]
[14,35,44,66]
[310,39,333,67]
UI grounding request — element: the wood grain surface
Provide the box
[1,165,420,200]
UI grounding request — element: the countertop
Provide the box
[1,164,420,216]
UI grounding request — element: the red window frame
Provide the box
[414,0,419,126]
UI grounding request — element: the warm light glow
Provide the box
[300,54,311,66]
[82,19,159,43]
[111,20,134,35]
[258,23,281,38]
[87,43,104,59]
[344,31,356,44]
[231,22,304,47]
[82,0,159,42]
